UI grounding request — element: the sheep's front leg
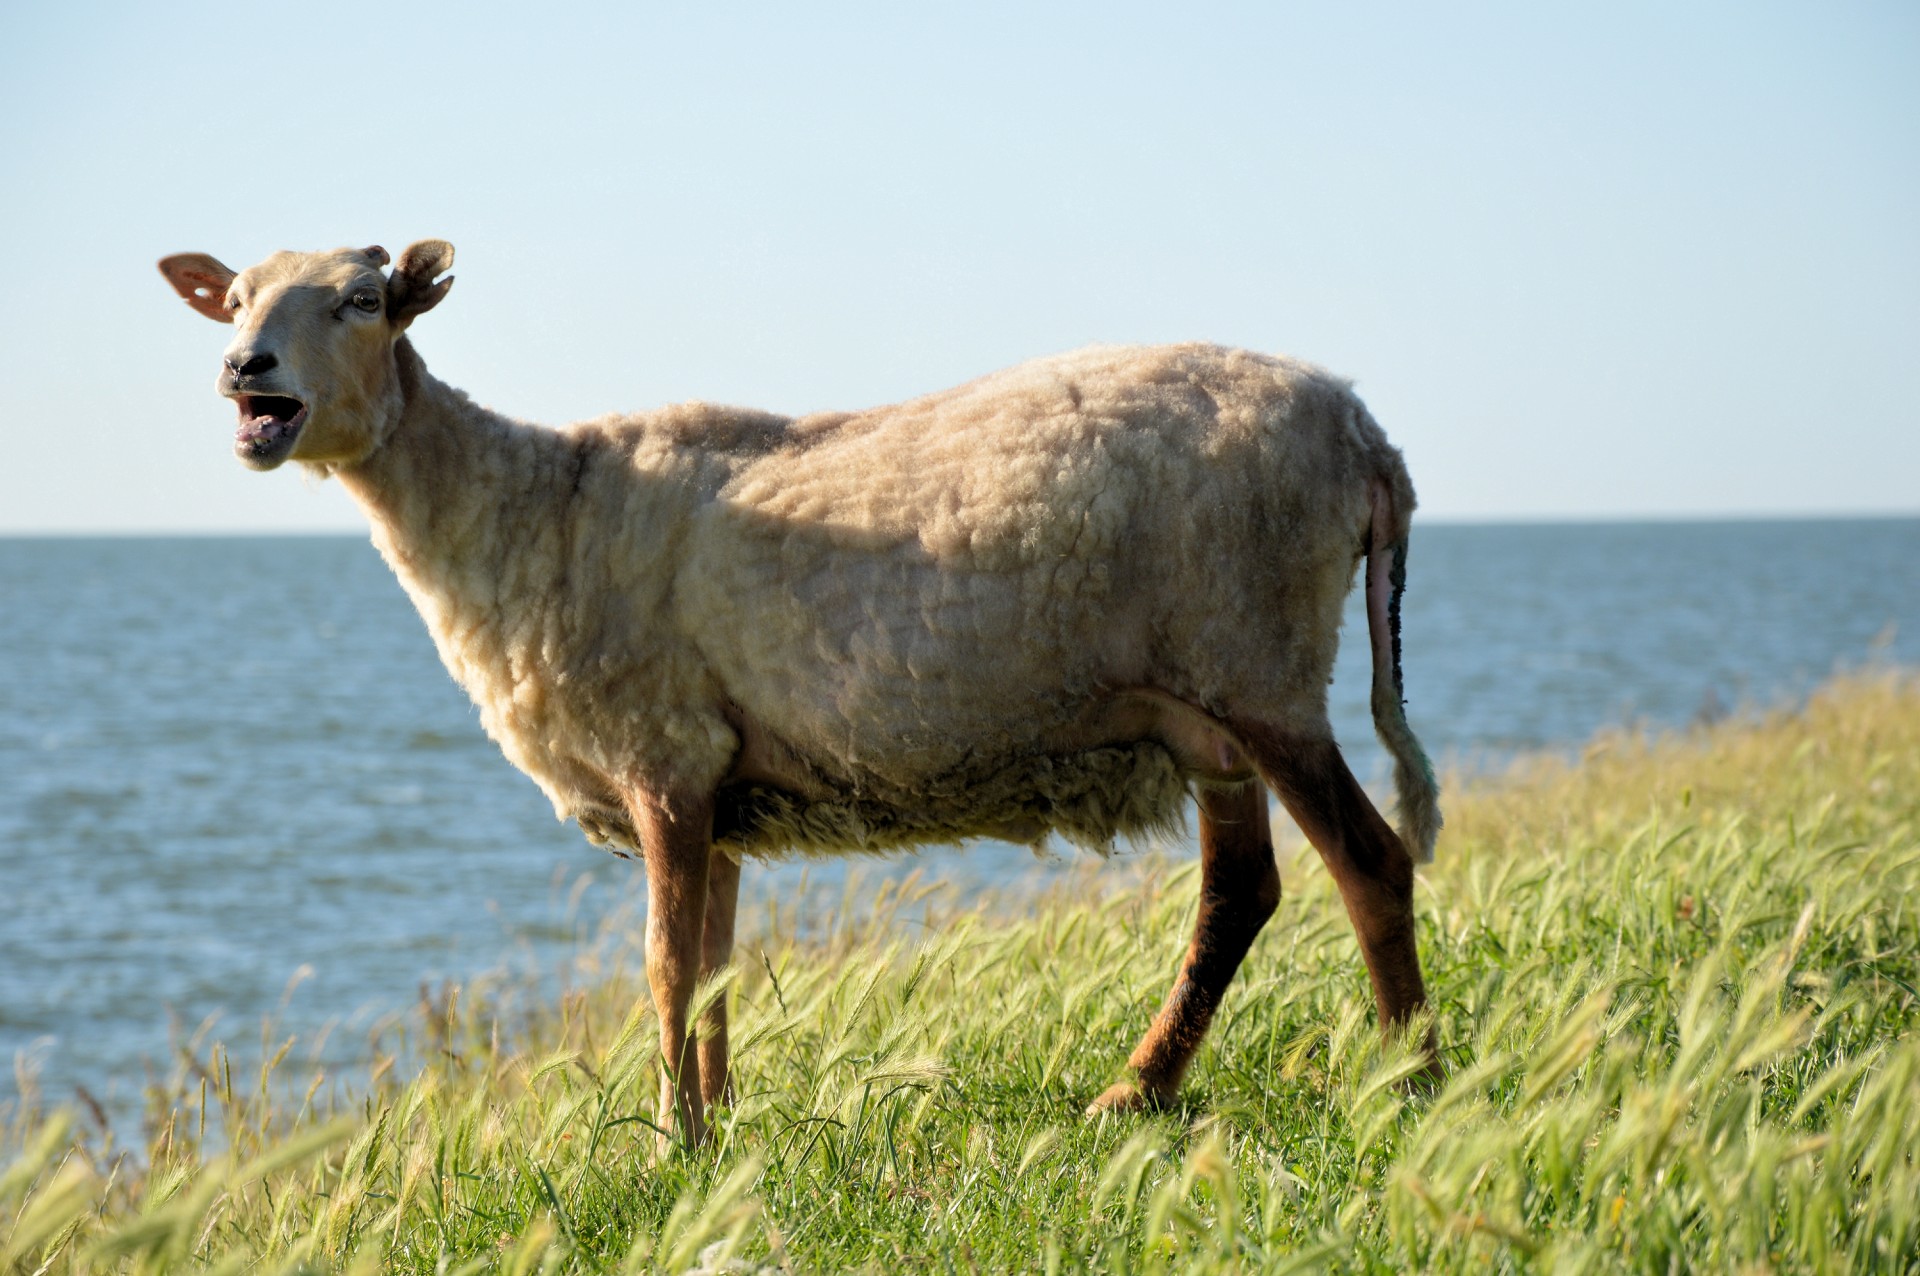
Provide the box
[698,847,741,1109]
[1090,782,1280,1114]
[633,790,714,1147]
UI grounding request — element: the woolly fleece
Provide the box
[330,340,1432,860]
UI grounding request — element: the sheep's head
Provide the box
[157,241,454,471]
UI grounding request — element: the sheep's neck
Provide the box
[334,338,564,649]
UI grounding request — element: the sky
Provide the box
[1,1,1914,532]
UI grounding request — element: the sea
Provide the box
[1,519,1915,1133]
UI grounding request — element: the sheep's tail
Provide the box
[1365,478,1441,862]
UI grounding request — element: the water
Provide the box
[2,520,1915,1129]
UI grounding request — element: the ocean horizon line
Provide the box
[3,509,1918,540]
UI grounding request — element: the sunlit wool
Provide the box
[157,241,1445,1137]
[316,336,1438,861]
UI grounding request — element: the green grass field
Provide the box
[7,673,1918,1273]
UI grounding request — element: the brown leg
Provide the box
[698,847,741,1109]
[1090,782,1280,1114]
[1233,724,1431,1041]
[632,789,714,1147]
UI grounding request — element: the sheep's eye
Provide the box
[351,290,382,313]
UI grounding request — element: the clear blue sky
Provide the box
[2,1,1914,531]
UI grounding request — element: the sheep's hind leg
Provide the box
[632,790,715,1148]
[1234,724,1435,1068]
[698,847,741,1109]
[1089,781,1279,1115]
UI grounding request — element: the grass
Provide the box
[6,671,1919,1273]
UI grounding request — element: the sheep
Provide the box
[158,239,1441,1145]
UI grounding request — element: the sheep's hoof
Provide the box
[649,1104,713,1158]
[652,1122,713,1160]
[1086,1081,1172,1117]
[1404,1053,1445,1095]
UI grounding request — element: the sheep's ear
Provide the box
[388,238,454,328]
[158,253,237,323]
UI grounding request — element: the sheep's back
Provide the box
[672,343,1389,799]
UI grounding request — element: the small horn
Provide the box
[362,245,391,267]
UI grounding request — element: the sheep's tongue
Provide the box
[229,399,304,469]
[235,397,303,439]
[235,419,283,446]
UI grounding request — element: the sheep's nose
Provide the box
[225,352,278,377]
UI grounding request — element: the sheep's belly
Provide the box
[713,741,1191,858]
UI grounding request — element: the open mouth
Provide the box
[233,394,308,467]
